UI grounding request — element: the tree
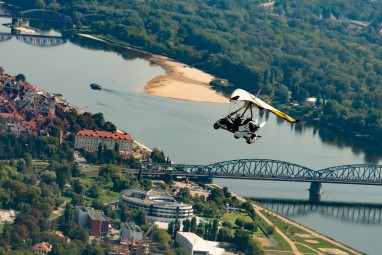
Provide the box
[217,227,233,242]
[120,203,129,222]
[235,218,245,228]
[244,222,257,232]
[162,172,173,185]
[133,208,147,226]
[167,221,174,237]
[182,219,190,232]
[247,238,264,255]
[190,217,197,233]
[15,73,26,82]
[211,219,218,241]
[150,148,167,163]
[174,219,181,239]
[84,239,104,255]
[177,187,192,203]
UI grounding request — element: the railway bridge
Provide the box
[140,159,382,195]
[0,7,71,24]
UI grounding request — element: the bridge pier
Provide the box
[309,182,323,202]
[309,181,323,195]
[12,18,21,26]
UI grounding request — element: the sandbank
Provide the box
[146,55,229,104]
[13,26,35,34]
[77,34,229,103]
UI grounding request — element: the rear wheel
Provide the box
[213,123,220,129]
[246,139,251,144]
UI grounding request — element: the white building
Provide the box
[74,129,133,152]
[120,189,193,222]
[176,232,225,255]
[120,222,144,241]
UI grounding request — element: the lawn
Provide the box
[221,212,253,227]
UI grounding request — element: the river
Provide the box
[1,17,382,254]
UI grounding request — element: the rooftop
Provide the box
[76,129,133,141]
[177,232,225,255]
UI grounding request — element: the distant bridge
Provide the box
[0,32,66,47]
[140,159,382,192]
[0,8,71,24]
[252,198,382,224]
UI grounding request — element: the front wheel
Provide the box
[246,139,251,144]
[213,123,220,129]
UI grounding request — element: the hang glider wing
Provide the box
[230,89,300,123]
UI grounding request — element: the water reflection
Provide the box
[67,34,153,62]
[252,197,382,224]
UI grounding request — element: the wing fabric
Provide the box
[230,89,300,123]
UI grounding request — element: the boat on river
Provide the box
[90,83,102,90]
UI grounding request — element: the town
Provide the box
[0,69,363,255]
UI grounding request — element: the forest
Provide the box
[4,0,382,141]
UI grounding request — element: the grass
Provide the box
[264,212,351,254]
[221,212,253,224]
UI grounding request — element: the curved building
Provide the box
[119,189,193,222]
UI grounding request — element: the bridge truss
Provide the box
[140,159,382,185]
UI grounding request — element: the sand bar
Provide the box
[146,55,229,103]
[78,34,229,103]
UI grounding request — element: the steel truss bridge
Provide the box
[252,198,382,224]
[0,32,66,47]
[0,8,71,24]
[140,159,382,187]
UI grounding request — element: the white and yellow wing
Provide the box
[230,89,300,123]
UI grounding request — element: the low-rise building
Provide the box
[119,189,193,222]
[33,242,52,254]
[74,129,134,153]
[176,232,225,255]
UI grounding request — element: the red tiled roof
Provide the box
[33,242,52,252]
[76,129,133,141]
[22,120,38,129]
[0,112,23,120]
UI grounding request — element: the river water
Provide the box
[1,17,382,254]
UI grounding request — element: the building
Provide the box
[120,239,149,255]
[176,232,225,255]
[74,129,134,152]
[120,222,144,241]
[108,244,130,255]
[33,242,52,254]
[74,206,89,226]
[87,209,110,237]
[74,206,109,237]
[119,189,193,222]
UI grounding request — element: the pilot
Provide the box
[233,116,243,131]
[249,121,259,132]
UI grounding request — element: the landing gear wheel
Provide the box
[246,139,251,144]
[213,123,220,129]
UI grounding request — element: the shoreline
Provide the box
[78,34,229,104]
